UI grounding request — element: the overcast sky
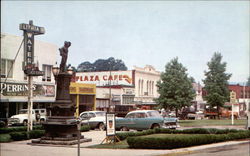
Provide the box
[1,1,249,83]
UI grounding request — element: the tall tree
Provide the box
[247,76,250,86]
[203,52,232,118]
[155,58,195,117]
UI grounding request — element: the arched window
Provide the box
[141,80,144,95]
[152,81,154,95]
[138,79,141,96]
[146,80,149,94]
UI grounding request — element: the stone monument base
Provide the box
[31,135,92,145]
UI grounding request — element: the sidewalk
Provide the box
[1,129,249,156]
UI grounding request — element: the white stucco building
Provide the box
[133,65,160,106]
[0,33,57,118]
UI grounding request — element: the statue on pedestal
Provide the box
[59,41,71,72]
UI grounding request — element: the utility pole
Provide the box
[108,63,111,113]
[27,76,33,131]
[230,91,236,125]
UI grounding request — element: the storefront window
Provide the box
[1,59,14,78]
[42,64,52,81]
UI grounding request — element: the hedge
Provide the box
[116,128,245,141]
[0,134,11,142]
[0,125,43,134]
[127,131,250,149]
[9,130,45,141]
[81,125,90,132]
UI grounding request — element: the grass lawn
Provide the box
[179,119,247,127]
[88,140,129,149]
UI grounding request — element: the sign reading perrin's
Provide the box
[20,20,45,76]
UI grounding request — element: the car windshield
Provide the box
[19,110,28,114]
[147,111,162,118]
[95,112,106,117]
[19,110,34,114]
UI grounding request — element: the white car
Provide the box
[79,111,106,130]
[8,109,47,126]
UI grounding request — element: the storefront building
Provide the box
[74,65,161,111]
[228,84,250,117]
[69,82,96,117]
[133,65,160,109]
[0,33,57,119]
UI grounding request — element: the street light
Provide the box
[108,62,112,113]
[52,66,60,76]
[67,67,74,75]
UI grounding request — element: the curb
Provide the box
[157,140,250,156]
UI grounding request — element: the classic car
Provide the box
[115,110,178,131]
[8,109,47,126]
[79,111,106,130]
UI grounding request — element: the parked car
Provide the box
[8,109,47,126]
[115,110,178,131]
[79,111,106,130]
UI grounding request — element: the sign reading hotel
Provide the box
[75,71,134,86]
[106,113,116,136]
[20,20,45,76]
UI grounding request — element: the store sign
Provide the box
[124,88,135,94]
[230,91,237,103]
[0,82,55,97]
[106,113,116,136]
[69,83,96,95]
[20,20,45,76]
[75,71,134,86]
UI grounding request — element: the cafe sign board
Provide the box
[75,71,134,86]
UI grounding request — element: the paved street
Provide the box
[174,142,250,156]
[1,127,249,156]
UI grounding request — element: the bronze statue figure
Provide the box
[59,41,71,72]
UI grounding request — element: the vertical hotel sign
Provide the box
[19,20,45,75]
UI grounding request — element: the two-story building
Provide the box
[0,33,57,119]
[74,65,161,112]
[228,84,250,117]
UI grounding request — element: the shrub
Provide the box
[80,125,90,132]
[0,121,7,128]
[28,130,45,139]
[117,128,248,141]
[9,132,27,141]
[0,134,11,142]
[127,131,250,149]
[0,125,43,134]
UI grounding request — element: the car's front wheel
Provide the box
[98,122,105,131]
[23,120,28,126]
[40,119,45,124]
[151,123,160,129]
[120,126,129,131]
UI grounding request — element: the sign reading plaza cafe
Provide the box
[75,71,134,86]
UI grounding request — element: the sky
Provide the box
[1,1,249,84]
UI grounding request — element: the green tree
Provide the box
[77,57,127,72]
[247,76,250,86]
[203,52,232,118]
[155,58,195,117]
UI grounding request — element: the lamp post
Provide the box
[108,62,112,113]
[52,66,60,78]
